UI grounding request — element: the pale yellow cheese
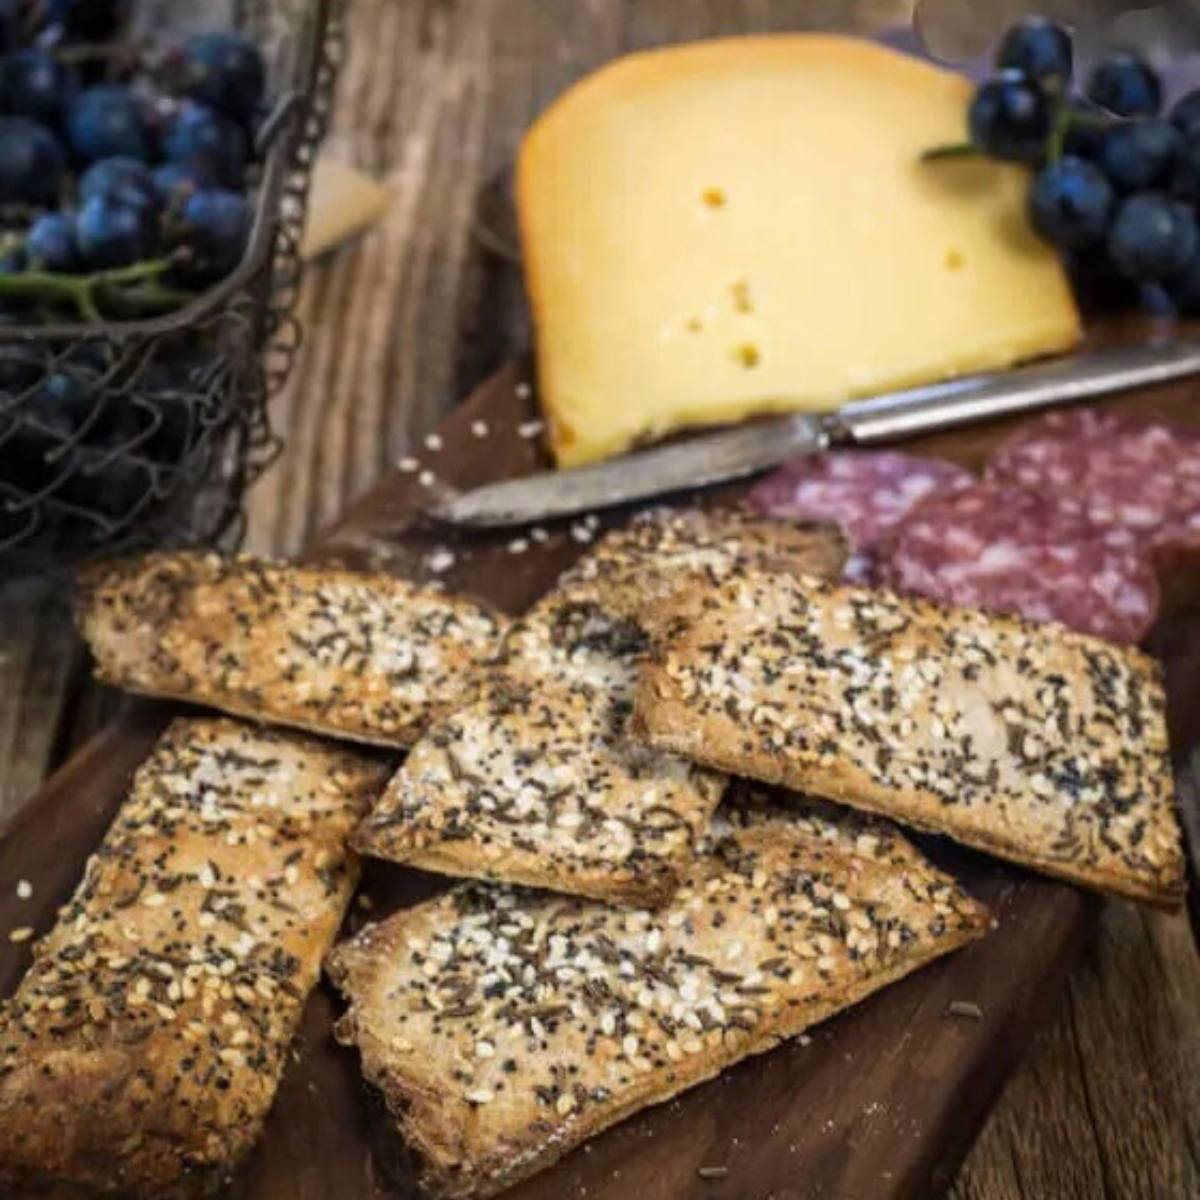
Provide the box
[517,36,1082,467]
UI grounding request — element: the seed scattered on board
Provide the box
[945,1000,984,1020]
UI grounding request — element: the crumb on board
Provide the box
[8,926,34,943]
[427,549,456,574]
[530,527,549,544]
[425,433,444,452]
[945,1000,984,1020]
[418,470,436,488]
[471,420,489,439]
[399,456,420,473]
[515,382,532,400]
[518,419,544,439]
[507,538,529,554]
[15,880,32,901]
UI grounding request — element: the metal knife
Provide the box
[426,339,1200,528]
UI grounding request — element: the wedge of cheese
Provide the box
[517,36,1082,467]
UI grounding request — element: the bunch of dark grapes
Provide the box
[947,17,1200,314]
[0,1,264,323]
[0,2,270,544]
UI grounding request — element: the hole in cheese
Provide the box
[702,187,727,208]
[733,343,761,368]
[730,280,754,313]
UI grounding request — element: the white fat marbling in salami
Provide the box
[750,451,973,582]
[879,480,1160,644]
[986,409,1200,553]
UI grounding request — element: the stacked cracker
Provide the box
[6,510,1184,1200]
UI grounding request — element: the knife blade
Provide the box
[425,338,1200,528]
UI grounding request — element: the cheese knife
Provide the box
[425,338,1200,527]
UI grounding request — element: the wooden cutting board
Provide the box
[5,354,1200,1200]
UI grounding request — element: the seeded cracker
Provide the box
[356,592,724,906]
[329,801,989,1200]
[0,719,391,1199]
[353,510,847,905]
[634,570,1186,906]
[547,506,847,622]
[76,553,508,748]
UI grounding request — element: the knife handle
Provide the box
[832,339,1200,446]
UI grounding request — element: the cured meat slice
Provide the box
[750,451,974,582]
[986,409,1200,551]
[879,480,1160,643]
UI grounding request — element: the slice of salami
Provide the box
[879,480,1160,644]
[986,409,1200,551]
[750,451,974,582]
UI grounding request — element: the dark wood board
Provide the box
[7,352,1200,1200]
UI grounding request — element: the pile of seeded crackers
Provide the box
[0,506,1185,1200]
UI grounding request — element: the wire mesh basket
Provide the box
[0,0,340,576]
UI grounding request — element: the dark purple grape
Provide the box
[0,116,64,205]
[1062,98,1109,159]
[1167,247,1200,314]
[151,162,198,205]
[1170,89,1200,140]
[1107,192,1197,281]
[25,211,77,270]
[160,100,248,189]
[1099,119,1178,191]
[75,193,156,268]
[174,187,251,284]
[67,86,150,163]
[968,71,1050,163]
[79,156,158,211]
[1028,157,1114,249]
[995,17,1073,92]
[181,31,266,123]
[1087,50,1162,118]
[1171,132,1200,199]
[0,50,77,128]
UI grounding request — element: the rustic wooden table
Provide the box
[2,0,1199,1197]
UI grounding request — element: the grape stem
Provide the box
[0,258,193,322]
[921,142,982,161]
[52,39,146,66]
[1047,103,1109,165]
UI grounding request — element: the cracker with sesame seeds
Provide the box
[354,594,725,907]
[353,510,844,906]
[329,803,989,1200]
[634,570,1186,907]
[0,718,391,1200]
[75,553,508,749]
[545,506,846,623]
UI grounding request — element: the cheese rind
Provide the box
[517,35,1082,467]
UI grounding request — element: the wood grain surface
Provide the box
[1,1,1199,1198]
